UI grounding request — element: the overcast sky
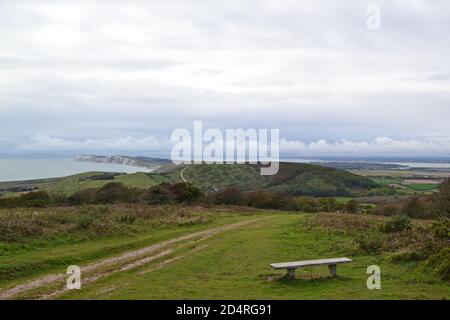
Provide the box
[1,0,450,157]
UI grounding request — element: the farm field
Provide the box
[1,208,448,300]
[350,169,448,194]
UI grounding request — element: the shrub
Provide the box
[433,178,450,218]
[422,247,450,280]
[209,188,244,205]
[344,200,360,214]
[382,215,412,233]
[291,197,319,212]
[374,202,402,216]
[13,190,52,207]
[141,185,171,205]
[167,183,203,203]
[355,233,384,254]
[94,182,136,203]
[76,215,97,229]
[430,219,450,239]
[244,191,292,210]
[402,197,424,218]
[68,188,97,205]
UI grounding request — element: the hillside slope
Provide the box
[44,172,157,195]
[149,162,379,197]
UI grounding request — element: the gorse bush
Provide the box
[0,190,52,208]
[430,219,450,239]
[382,215,412,233]
[354,233,384,254]
[422,247,450,280]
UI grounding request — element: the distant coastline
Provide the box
[0,156,154,182]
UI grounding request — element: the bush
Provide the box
[141,185,171,205]
[94,182,137,203]
[0,190,53,208]
[68,188,97,205]
[431,219,450,239]
[77,215,96,229]
[167,183,203,203]
[344,200,360,214]
[402,197,424,218]
[291,197,319,212]
[209,188,244,205]
[433,178,450,218]
[355,233,384,254]
[422,247,450,280]
[374,202,402,216]
[382,215,412,233]
[141,183,203,204]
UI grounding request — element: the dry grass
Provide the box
[0,204,222,243]
[304,212,386,233]
[305,212,450,280]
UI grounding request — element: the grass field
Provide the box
[1,208,448,300]
[42,172,157,195]
[405,184,439,191]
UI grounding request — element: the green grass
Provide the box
[42,172,157,195]
[54,214,449,300]
[403,184,438,191]
[79,172,157,190]
[44,172,103,195]
[0,212,253,290]
[2,209,448,300]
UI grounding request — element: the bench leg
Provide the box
[328,264,337,278]
[286,268,296,280]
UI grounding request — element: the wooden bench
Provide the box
[270,258,352,279]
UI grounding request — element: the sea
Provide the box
[0,155,152,182]
[1,154,450,182]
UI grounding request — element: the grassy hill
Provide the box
[150,162,379,197]
[1,162,379,197]
[44,172,157,195]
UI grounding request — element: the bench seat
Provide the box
[270,257,352,279]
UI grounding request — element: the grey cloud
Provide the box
[0,0,449,156]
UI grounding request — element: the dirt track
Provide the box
[0,217,265,300]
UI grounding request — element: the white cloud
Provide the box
[280,136,450,156]
[15,134,450,157]
[17,135,164,152]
